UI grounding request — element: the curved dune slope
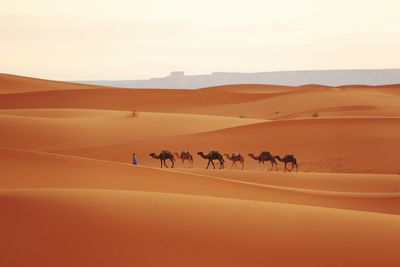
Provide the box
[0,109,262,151]
[2,148,400,215]
[199,83,302,93]
[197,86,400,119]
[2,189,400,267]
[1,76,399,120]
[55,117,400,174]
[0,73,104,94]
[0,88,269,113]
[184,169,400,194]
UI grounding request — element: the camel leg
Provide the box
[160,160,163,168]
[270,160,274,171]
[289,162,295,172]
[295,162,299,172]
[241,161,244,171]
[206,160,211,169]
[220,160,224,169]
[163,159,169,168]
[288,163,293,172]
[211,160,216,169]
[284,162,287,172]
[171,158,174,168]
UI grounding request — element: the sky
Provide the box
[1,0,400,80]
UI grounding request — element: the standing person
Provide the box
[132,153,138,166]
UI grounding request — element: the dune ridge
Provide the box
[0,73,106,94]
[2,148,400,216]
[2,188,400,267]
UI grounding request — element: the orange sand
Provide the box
[1,74,400,266]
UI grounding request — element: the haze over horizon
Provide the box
[2,0,400,80]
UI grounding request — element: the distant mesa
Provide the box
[151,71,185,81]
[169,71,185,77]
[77,69,400,89]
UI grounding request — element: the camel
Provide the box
[149,150,175,168]
[248,151,278,171]
[197,151,225,169]
[174,150,194,168]
[275,155,298,172]
[224,153,244,170]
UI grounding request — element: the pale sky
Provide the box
[1,0,400,80]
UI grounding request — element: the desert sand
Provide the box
[1,73,400,266]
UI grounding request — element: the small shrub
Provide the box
[275,110,280,114]
[128,111,139,117]
[239,115,245,118]
[312,112,319,118]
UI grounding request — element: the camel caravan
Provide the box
[149,150,298,172]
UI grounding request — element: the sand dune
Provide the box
[0,87,268,113]
[199,83,303,93]
[195,86,400,119]
[54,117,400,174]
[0,73,103,94]
[2,148,400,215]
[2,188,400,267]
[0,109,262,151]
[339,84,400,95]
[1,77,398,173]
[185,168,400,193]
[1,74,400,266]
[2,76,398,120]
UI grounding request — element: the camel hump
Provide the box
[232,152,241,157]
[162,150,172,155]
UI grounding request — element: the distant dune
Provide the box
[0,73,103,94]
[1,74,400,266]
